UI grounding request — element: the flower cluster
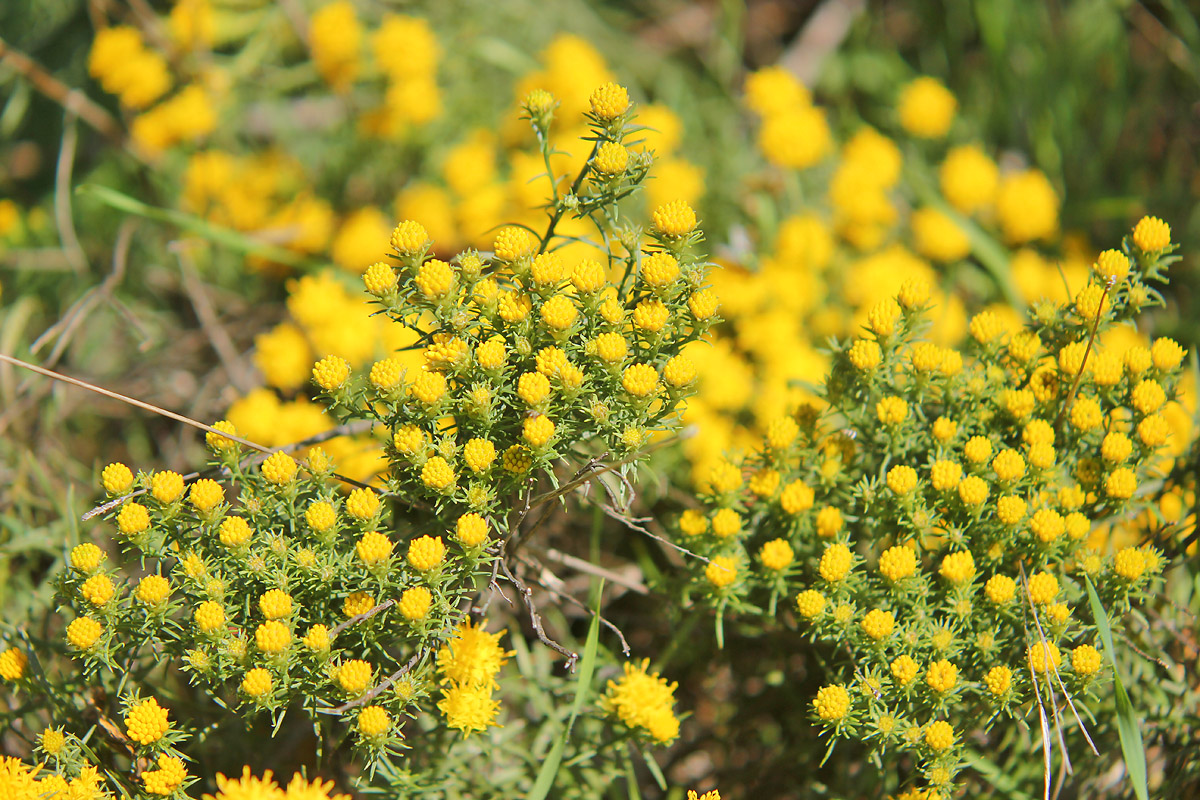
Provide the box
[679,69,1195,492]
[675,219,1183,796]
[37,85,701,793]
[600,658,682,743]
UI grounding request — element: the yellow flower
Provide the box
[939,145,998,213]
[416,259,455,299]
[641,253,680,288]
[255,621,291,654]
[259,589,293,620]
[356,531,393,565]
[571,259,607,293]
[136,575,171,607]
[759,105,831,169]
[438,683,501,737]
[437,619,512,689]
[540,295,578,330]
[589,82,630,119]
[390,220,429,256]
[688,289,719,320]
[194,601,225,633]
[338,659,373,695]
[81,574,115,607]
[312,355,351,390]
[593,141,629,175]
[241,668,272,697]
[358,706,391,738]
[399,586,432,621]
[985,575,1016,604]
[1094,249,1130,283]
[925,660,958,692]
[933,417,958,442]
[493,226,536,261]
[898,77,956,138]
[849,339,883,370]
[408,535,446,572]
[996,169,1059,243]
[523,414,556,448]
[151,471,184,504]
[1114,546,1146,580]
[125,697,170,745]
[813,684,850,721]
[142,753,188,796]
[705,555,738,587]
[343,592,375,617]
[1132,215,1170,252]
[1027,641,1062,674]
[421,457,456,491]
[819,543,853,583]
[652,200,697,237]
[101,462,134,495]
[261,452,298,485]
[939,551,975,584]
[305,502,337,533]
[876,396,908,425]
[1105,467,1137,500]
[622,364,660,397]
[924,720,955,751]
[879,545,917,583]
[39,726,65,755]
[795,589,826,618]
[1027,571,1059,604]
[67,617,103,650]
[888,655,918,687]
[984,665,1012,696]
[71,542,105,573]
[363,262,398,295]
[303,625,331,652]
[759,539,794,571]
[219,516,253,547]
[861,609,895,641]
[957,475,988,506]
[887,465,918,495]
[1072,645,1102,677]
[310,0,362,90]
[711,508,742,538]
[0,648,27,681]
[911,207,970,262]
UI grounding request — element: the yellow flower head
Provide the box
[125,697,170,745]
[898,77,956,138]
[813,684,851,721]
[408,535,446,571]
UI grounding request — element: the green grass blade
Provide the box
[77,183,317,268]
[1084,577,1149,800]
[527,579,604,800]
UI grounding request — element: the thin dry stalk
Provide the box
[0,35,125,143]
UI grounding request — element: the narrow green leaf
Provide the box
[1084,577,1149,800]
[76,183,318,268]
[527,579,603,800]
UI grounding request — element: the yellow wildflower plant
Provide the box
[673,219,1185,793]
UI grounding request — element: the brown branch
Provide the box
[0,35,125,143]
[1053,281,1112,433]
[329,600,395,638]
[317,649,425,715]
[515,551,632,655]
[499,558,578,670]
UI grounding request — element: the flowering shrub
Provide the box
[675,218,1187,796]
[1,84,700,796]
[1,3,1198,798]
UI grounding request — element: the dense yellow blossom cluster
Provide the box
[676,219,1185,796]
[677,69,1194,494]
[29,85,698,791]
